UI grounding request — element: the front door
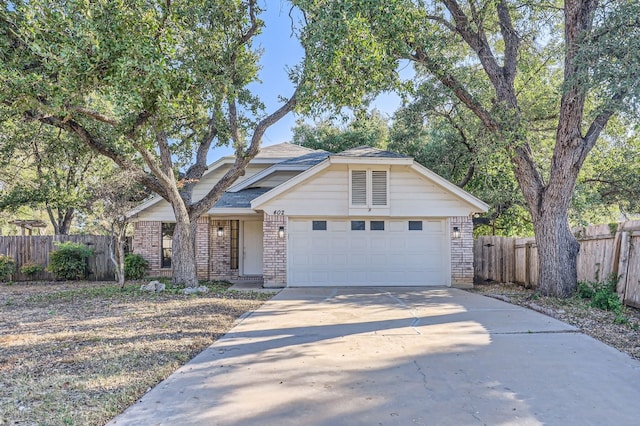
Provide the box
[242,221,263,275]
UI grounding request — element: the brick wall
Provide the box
[133,218,210,279]
[132,221,171,277]
[209,219,236,280]
[450,216,474,288]
[263,213,287,288]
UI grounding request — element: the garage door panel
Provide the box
[288,219,448,287]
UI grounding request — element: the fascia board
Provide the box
[250,160,332,209]
[411,162,490,213]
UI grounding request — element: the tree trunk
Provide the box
[533,207,580,297]
[117,237,126,289]
[171,218,199,287]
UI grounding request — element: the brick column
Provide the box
[263,213,287,288]
[450,216,474,288]
[195,217,210,280]
[209,219,232,279]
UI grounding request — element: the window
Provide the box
[230,220,239,269]
[161,223,175,268]
[350,169,388,207]
[370,220,385,231]
[351,220,366,231]
[408,221,423,231]
[312,220,327,230]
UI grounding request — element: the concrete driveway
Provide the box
[108,287,640,425]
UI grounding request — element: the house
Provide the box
[129,143,489,288]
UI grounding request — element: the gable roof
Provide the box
[254,142,316,158]
[127,142,316,218]
[336,146,407,158]
[251,147,489,213]
[227,150,330,193]
[213,187,272,208]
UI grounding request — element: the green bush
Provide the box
[124,254,149,280]
[47,242,94,280]
[577,274,624,315]
[0,255,15,281]
[20,262,44,276]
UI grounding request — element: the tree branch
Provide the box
[27,112,169,199]
[190,89,298,218]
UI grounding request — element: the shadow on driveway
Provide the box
[108,287,640,426]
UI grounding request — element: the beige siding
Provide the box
[135,163,268,222]
[259,165,477,217]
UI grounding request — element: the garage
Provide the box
[287,218,449,286]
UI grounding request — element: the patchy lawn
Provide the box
[470,283,640,360]
[0,280,275,425]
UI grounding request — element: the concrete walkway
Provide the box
[108,287,640,425]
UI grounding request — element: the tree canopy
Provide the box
[293,0,640,296]
[0,0,298,286]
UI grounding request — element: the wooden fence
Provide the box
[474,221,640,308]
[0,235,116,281]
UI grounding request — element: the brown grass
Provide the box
[0,280,274,425]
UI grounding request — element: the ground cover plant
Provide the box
[0,280,274,425]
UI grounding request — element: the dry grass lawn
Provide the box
[0,280,274,425]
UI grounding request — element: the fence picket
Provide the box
[474,221,640,306]
[0,235,115,281]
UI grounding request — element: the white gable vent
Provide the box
[371,170,388,206]
[351,170,367,205]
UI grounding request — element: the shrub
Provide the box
[0,255,15,281]
[47,242,94,280]
[20,262,43,276]
[577,273,624,315]
[124,254,149,280]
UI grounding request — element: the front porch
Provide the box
[131,213,287,287]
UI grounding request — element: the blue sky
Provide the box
[208,1,405,159]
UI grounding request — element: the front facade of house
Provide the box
[130,143,489,288]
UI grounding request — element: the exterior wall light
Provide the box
[278,226,285,238]
[217,227,224,237]
[452,226,461,239]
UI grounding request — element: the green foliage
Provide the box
[0,254,15,281]
[47,242,94,280]
[577,274,626,320]
[20,262,43,276]
[124,254,149,280]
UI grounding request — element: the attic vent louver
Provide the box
[351,170,367,205]
[371,170,388,206]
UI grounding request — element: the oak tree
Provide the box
[1,1,298,286]
[294,0,640,296]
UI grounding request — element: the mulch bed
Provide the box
[0,280,274,425]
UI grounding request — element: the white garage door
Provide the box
[288,218,449,286]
